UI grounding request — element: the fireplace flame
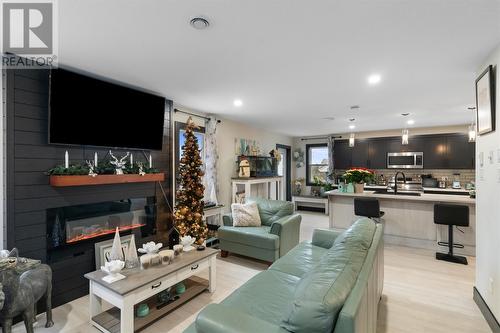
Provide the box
[66,223,146,244]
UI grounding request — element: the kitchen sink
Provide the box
[373,190,422,196]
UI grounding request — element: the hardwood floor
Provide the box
[12,212,491,333]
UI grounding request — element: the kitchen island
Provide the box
[327,190,476,255]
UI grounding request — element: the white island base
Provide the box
[327,190,476,256]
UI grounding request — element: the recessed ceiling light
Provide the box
[367,74,381,85]
[190,17,210,30]
[407,119,415,125]
[349,125,356,129]
[233,99,243,107]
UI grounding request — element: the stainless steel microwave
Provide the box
[387,152,423,169]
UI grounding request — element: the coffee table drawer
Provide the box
[134,274,177,303]
[177,258,209,281]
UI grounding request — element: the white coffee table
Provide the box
[84,248,217,333]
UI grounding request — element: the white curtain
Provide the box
[327,136,334,183]
[204,117,219,205]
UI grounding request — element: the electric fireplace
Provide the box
[47,197,157,250]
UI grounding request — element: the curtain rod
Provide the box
[174,108,221,123]
[300,135,342,141]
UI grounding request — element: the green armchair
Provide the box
[219,197,301,262]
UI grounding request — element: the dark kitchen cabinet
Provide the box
[446,134,475,169]
[368,139,389,169]
[332,133,475,171]
[333,140,352,169]
[421,135,447,169]
[351,140,369,168]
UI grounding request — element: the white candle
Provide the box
[94,152,98,167]
[64,151,69,169]
[130,153,133,166]
[149,154,152,168]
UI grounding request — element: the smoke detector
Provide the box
[190,17,210,30]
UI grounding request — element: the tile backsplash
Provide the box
[334,169,475,185]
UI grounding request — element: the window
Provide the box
[174,121,205,188]
[306,143,329,185]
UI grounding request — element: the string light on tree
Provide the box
[174,117,207,246]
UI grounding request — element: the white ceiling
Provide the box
[59,0,500,137]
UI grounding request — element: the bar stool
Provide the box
[354,198,384,222]
[434,203,469,265]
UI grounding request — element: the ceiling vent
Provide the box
[190,17,210,30]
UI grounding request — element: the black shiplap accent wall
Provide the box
[5,66,173,306]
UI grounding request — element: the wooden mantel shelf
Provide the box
[49,173,165,187]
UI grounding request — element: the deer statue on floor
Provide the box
[109,150,130,175]
[0,260,54,333]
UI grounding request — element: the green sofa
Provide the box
[185,218,384,333]
[219,197,301,262]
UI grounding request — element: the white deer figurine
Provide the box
[109,151,130,175]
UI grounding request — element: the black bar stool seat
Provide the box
[434,204,469,265]
[354,198,384,221]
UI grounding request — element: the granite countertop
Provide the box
[326,190,475,205]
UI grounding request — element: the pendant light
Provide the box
[468,107,476,142]
[402,129,409,145]
[349,133,355,147]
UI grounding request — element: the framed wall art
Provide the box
[94,234,133,269]
[475,65,496,135]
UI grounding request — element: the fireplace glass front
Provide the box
[47,197,157,249]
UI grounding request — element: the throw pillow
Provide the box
[231,202,262,227]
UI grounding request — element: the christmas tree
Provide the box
[174,117,207,245]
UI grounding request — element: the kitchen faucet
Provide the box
[393,172,406,195]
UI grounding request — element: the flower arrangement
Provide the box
[342,168,375,184]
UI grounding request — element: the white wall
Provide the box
[475,45,500,321]
[172,106,293,212]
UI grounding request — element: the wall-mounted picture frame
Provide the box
[94,234,133,269]
[475,65,496,135]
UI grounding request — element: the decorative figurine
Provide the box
[109,228,124,261]
[125,234,139,269]
[180,236,196,252]
[0,263,54,333]
[238,159,251,178]
[109,150,130,175]
[137,162,146,176]
[100,260,125,283]
[86,160,97,177]
[138,241,163,255]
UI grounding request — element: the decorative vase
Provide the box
[338,182,345,192]
[175,282,186,295]
[346,183,355,193]
[136,303,149,317]
[354,183,365,193]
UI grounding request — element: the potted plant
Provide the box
[313,176,334,197]
[342,168,375,193]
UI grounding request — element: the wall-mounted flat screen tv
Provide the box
[49,68,166,150]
